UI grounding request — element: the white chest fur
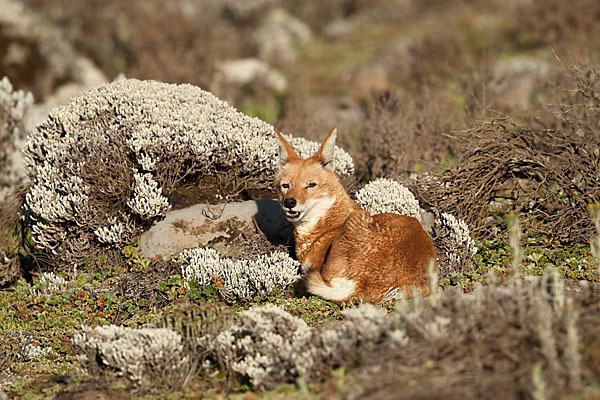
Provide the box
[293,197,336,237]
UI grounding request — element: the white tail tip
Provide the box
[306,272,356,302]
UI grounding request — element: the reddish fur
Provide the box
[275,129,436,303]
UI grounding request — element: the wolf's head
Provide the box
[274,128,345,230]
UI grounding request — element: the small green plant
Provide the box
[121,246,151,272]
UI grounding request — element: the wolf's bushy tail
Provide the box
[305,271,355,302]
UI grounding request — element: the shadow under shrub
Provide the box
[408,63,600,245]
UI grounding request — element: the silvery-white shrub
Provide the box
[212,304,317,389]
[35,271,68,293]
[20,79,353,265]
[179,247,300,302]
[355,177,422,221]
[210,303,410,388]
[73,325,189,383]
[317,304,408,367]
[431,210,478,277]
[0,76,33,202]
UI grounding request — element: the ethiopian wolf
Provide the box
[274,128,436,303]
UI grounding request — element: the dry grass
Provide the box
[353,280,600,399]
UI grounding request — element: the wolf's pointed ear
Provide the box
[274,129,300,170]
[313,128,337,171]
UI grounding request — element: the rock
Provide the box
[138,200,293,259]
[489,56,550,110]
[253,8,312,65]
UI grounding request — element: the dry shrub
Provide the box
[408,63,600,244]
[109,258,181,311]
[0,191,25,287]
[407,30,467,86]
[356,90,457,180]
[514,0,600,50]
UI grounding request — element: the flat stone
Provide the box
[138,200,292,259]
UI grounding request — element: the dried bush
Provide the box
[354,278,599,399]
[0,76,32,285]
[179,247,300,303]
[514,0,600,50]
[20,79,353,268]
[357,90,457,180]
[160,300,234,340]
[430,209,478,278]
[408,64,600,244]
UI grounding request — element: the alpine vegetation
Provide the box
[178,247,300,302]
[431,210,478,276]
[20,79,353,266]
[34,272,68,294]
[211,303,411,389]
[73,325,189,384]
[212,304,317,389]
[0,76,33,203]
[208,273,593,397]
[126,172,171,219]
[355,177,422,221]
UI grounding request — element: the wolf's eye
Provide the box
[281,183,289,189]
[306,182,317,189]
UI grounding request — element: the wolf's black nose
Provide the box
[283,198,297,209]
